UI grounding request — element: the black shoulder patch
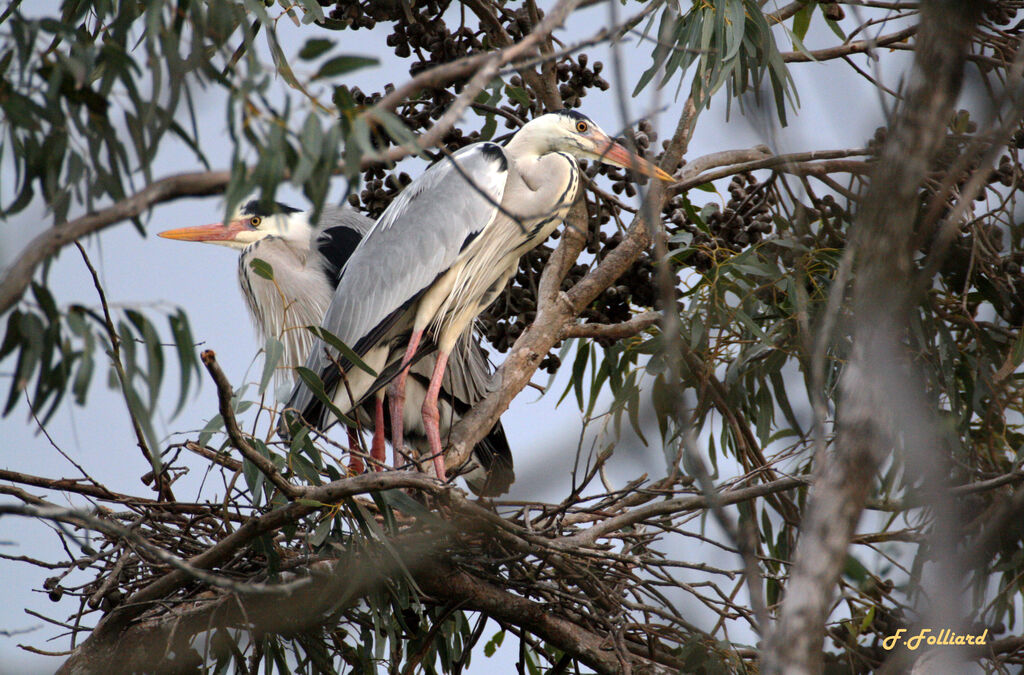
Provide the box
[241,199,302,217]
[317,225,364,289]
[478,143,508,172]
[555,109,589,123]
[459,230,480,253]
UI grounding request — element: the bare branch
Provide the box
[781,26,918,63]
[558,311,660,340]
[200,349,301,500]
[0,170,230,317]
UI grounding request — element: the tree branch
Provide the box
[558,311,660,340]
[0,170,230,317]
[780,26,918,63]
[200,350,301,500]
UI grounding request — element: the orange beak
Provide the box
[597,138,675,182]
[157,219,252,243]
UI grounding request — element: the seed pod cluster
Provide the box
[555,53,610,109]
[663,173,777,272]
[983,1,1016,25]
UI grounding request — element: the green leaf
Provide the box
[379,489,441,523]
[72,347,94,406]
[198,413,225,447]
[843,554,869,584]
[6,313,44,415]
[295,0,325,25]
[126,309,163,414]
[169,310,198,418]
[260,337,284,395]
[504,84,531,109]
[633,7,679,96]
[305,326,377,376]
[480,114,497,141]
[1010,330,1024,367]
[309,515,333,546]
[559,340,589,408]
[824,16,847,41]
[860,605,876,632]
[294,366,349,422]
[371,108,418,150]
[249,258,274,280]
[123,381,162,474]
[792,3,814,45]
[290,452,321,485]
[30,282,59,321]
[265,24,304,92]
[483,630,505,657]
[243,457,265,504]
[312,55,378,81]
[723,0,746,62]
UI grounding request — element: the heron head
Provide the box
[523,111,674,182]
[158,199,312,250]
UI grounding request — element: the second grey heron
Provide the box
[158,199,514,495]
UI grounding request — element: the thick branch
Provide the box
[671,147,870,194]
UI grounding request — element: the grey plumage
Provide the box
[285,145,509,423]
[281,111,672,487]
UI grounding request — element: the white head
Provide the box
[511,110,674,181]
[158,198,314,251]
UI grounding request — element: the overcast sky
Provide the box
[0,2,911,672]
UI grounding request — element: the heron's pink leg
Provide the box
[421,349,450,484]
[388,329,423,469]
[371,393,386,470]
[346,427,364,474]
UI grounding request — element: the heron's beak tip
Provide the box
[599,138,675,183]
[653,166,675,183]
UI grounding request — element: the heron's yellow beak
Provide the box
[595,137,675,182]
[158,219,252,243]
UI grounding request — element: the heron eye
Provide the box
[250,216,262,228]
[575,121,588,133]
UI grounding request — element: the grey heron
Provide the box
[283,110,673,484]
[158,199,515,496]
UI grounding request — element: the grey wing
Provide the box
[285,143,509,423]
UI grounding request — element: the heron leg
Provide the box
[388,329,423,470]
[371,393,386,470]
[346,427,364,475]
[421,349,450,484]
